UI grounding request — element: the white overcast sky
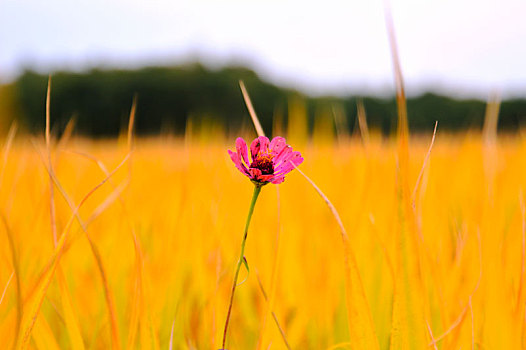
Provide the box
[1,0,525,98]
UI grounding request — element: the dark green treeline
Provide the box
[11,64,526,136]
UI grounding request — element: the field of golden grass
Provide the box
[0,120,525,349]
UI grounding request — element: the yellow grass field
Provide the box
[0,123,525,349]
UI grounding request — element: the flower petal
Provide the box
[228,150,249,176]
[273,146,292,166]
[270,137,287,156]
[273,149,296,170]
[274,152,303,176]
[270,175,285,184]
[236,137,249,166]
[230,135,302,185]
[250,136,270,160]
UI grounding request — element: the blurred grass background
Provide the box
[0,94,525,348]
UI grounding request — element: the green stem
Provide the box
[221,185,262,349]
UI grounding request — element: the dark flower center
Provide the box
[250,153,274,175]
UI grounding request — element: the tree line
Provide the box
[9,64,526,136]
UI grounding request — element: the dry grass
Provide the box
[0,128,523,349]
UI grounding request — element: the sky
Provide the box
[1,0,525,98]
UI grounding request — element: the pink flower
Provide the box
[228,136,303,186]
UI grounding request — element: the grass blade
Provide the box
[57,267,85,350]
[0,272,14,307]
[517,192,526,348]
[16,146,130,350]
[384,6,428,349]
[32,314,60,350]
[255,271,291,350]
[0,216,22,348]
[356,100,370,147]
[0,121,17,189]
[239,80,265,137]
[45,77,58,246]
[169,318,175,350]
[411,121,438,210]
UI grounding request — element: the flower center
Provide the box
[250,153,274,175]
